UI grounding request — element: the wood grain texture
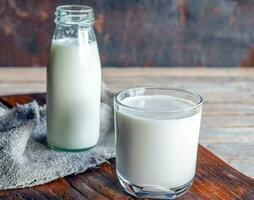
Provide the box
[0,93,254,200]
[0,67,253,178]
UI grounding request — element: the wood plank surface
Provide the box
[0,93,254,199]
[0,67,253,179]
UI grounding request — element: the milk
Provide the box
[115,95,202,189]
[47,38,101,150]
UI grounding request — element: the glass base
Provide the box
[47,141,96,152]
[117,171,193,199]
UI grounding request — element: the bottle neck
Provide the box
[53,5,96,42]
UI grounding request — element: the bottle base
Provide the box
[47,141,96,152]
[117,170,193,199]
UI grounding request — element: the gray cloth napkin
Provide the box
[0,86,115,189]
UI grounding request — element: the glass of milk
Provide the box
[114,87,203,199]
[47,5,101,151]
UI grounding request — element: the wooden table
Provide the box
[0,67,254,199]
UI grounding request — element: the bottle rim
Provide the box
[55,5,95,25]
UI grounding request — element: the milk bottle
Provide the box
[47,5,101,151]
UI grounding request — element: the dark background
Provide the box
[1,0,254,67]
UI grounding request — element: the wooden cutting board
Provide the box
[0,93,254,200]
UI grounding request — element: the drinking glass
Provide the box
[114,87,203,199]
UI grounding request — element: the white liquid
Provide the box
[47,38,101,150]
[115,95,202,188]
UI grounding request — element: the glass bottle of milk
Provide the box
[47,5,101,151]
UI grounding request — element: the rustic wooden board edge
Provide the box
[0,93,254,200]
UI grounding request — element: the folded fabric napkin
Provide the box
[0,85,115,189]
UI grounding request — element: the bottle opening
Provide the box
[55,5,95,25]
